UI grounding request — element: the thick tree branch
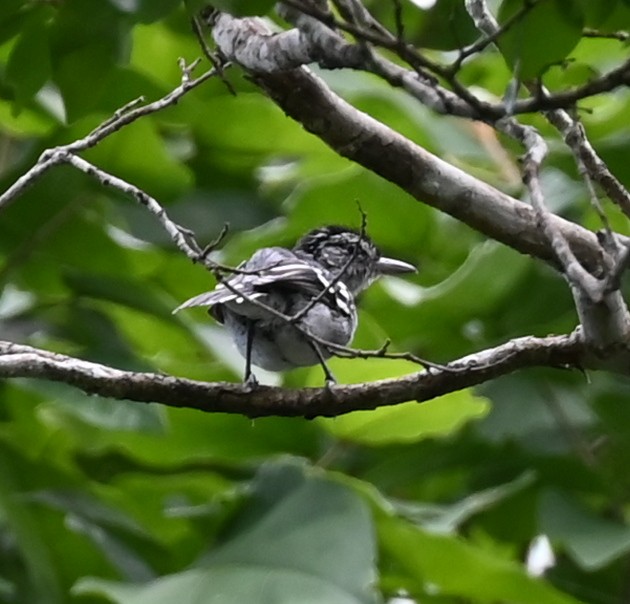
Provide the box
[272,0,630,118]
[465,0,630,220]
[209,12,608,275]
[0,335,589,418]
[465,0,630,348]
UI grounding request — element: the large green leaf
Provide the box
[0,444,63,604]
[540,489,630,570]
[498,0,584,79]
[314,358,489,444]
[412,0,481,50]
[49,0,132,121]
[5,8,52,105]
[83,119,193,202]
[75,462,379,603]
[378,512,583,604]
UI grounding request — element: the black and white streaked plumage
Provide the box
[174,225,416,384]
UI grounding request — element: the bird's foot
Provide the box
[243,373,259,391]
[324,377,337,390]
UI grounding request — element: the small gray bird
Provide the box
[174,225,416,384]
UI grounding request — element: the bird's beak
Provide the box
[377,256,417,275]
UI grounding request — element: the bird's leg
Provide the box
[310,341,337,386]
[244,320,258,387]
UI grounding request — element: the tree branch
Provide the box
[0,335,588,418]
[465,0,630,348]
[0,62,220,211]
[274,0,630,117]
[209,12,608,275]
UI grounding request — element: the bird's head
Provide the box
[293,225,416,295]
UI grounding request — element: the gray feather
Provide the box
[173,246,344,314]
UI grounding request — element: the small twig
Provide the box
[578,153,615,244]
[64,153,206,263]
[197,223,231,263]
[0,68,218,213]
[547,113,630,220]
[583,28,630,42]
[178,56,202,83]
[498,105,605,304]
[330,0,388,34]
[391,0,404,41]
[452,0,534,73]
[0,61,221,213]
[317,336,453,372]
[92,96,146,136]
[282,0,445,78]
[192,15,237,96]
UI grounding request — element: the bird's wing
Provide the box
[173,247,341,313]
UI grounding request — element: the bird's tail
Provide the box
[173,287,264,314]
[172,290,228,313]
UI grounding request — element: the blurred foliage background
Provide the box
[1,0,630,602]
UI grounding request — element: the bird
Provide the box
[173,225,417,384]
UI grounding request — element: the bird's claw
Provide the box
[244,373,259,391]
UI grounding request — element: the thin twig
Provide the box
[281,0,630,119]
[197,223,231,263]
[0,61,221,211]
[316,336,451,371]
[391,0,404,41]
[583,28,630,42]
[192,15,237,96]
[450,0,536,73]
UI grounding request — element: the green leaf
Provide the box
[393,471,537,533]
[50,0,132,120]
[378,512,583,604]
[5,9,52,105]
[52,42,117,121]
[75,462,378,603]
[63,270,174,319]
[595,2,630,33]
[52,408,321,467]
[0,99,56,135]
[194,93,326,155]
[315,358,489,444]
[370,241,530,356]
[321,394,488,445]
[578,0,619,26]
[83,119,193,201]
[498,0,584,79]
[412,0,481,50]
[0,444,63,604]
[540,489,630,570]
